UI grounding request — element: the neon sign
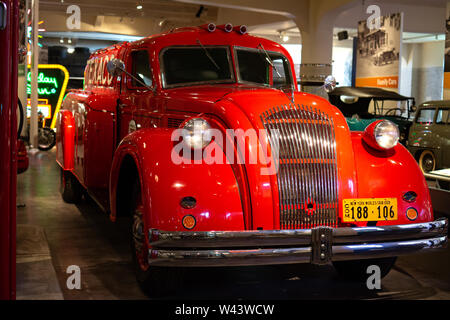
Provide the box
[27,64,69,129]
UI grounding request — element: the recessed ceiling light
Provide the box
[136,5,143,10]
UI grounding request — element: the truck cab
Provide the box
[56,24,447,294]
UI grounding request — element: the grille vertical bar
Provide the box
[261,104,339,229]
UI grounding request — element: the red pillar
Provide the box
[0,0,18,300]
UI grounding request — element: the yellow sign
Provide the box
[444,73,450,89]
[342,198,397,222]
[26,98,51,119]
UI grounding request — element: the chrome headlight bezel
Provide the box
[373,120,400,150]
[181,118,212,149]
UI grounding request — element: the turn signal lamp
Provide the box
[363,120,399,150]
[182,215,196,230]
[406,207,418,221]
[181,118,212,150]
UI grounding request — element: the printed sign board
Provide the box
[444,3,450,98]
[355,13,403,89]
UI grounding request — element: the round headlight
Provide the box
[181,118,212,149]
[374,120,399,149]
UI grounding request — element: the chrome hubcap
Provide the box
[132,209,144,253]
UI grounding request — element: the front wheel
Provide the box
[130,180,183,296]
[333,257,397,282]
[418,150,436,173]
[38,127,56,151]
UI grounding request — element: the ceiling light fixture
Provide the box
[280,32,289,42]
[136,5,143,10]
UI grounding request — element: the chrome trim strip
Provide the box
[149,219,448,248]
[148,236,447,267]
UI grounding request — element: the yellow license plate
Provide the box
[343,198,397,222]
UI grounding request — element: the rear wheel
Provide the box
[130,180,182,297]
[60,168,82,204]
[418,150,436,173]
[333,257,397,282]
[38,127,56,151]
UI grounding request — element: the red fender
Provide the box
[351,132,433,226]
[56,110,76,170]
[109,128,245,232]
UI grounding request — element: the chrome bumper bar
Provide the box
[148,219,448,267]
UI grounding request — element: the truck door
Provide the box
[0,0,18,300]
[118,47,159,140]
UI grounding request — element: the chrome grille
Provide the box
[260,104,338,229]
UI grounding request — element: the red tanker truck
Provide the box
[56,23,447,294]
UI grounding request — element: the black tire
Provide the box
[60,168,83,204]
[17,98,24,139]
[418,150,436,173]
[438,180,450,190]
[333,257,397,282]
[38,127,56,151]
[130,180,183,297]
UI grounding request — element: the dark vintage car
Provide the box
[328,86,415,144]
[407,100,450,173]
[373,48,397,66]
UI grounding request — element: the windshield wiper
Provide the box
[258,43,294,103]
[197,39,221,71]
[257,43,282,78]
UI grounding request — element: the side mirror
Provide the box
[323,75,336,93]
[106,59,125,77]
[106,58,155,91]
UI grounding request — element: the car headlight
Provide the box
[363,120,399,150]
[181,118,212,149]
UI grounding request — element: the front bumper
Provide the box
[148,219,448,267]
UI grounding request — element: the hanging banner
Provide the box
[444,3,450,96]
[26,64,69,128]
[355,13,403,89]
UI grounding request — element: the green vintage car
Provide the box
[328,86,415,144]
[407,100,450,173]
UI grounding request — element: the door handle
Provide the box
[0,2,7,31]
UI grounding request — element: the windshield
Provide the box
[416,108,436,124]
[161,46,233,87]
[235,47,292,89]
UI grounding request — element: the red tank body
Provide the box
[56,24,447,279]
